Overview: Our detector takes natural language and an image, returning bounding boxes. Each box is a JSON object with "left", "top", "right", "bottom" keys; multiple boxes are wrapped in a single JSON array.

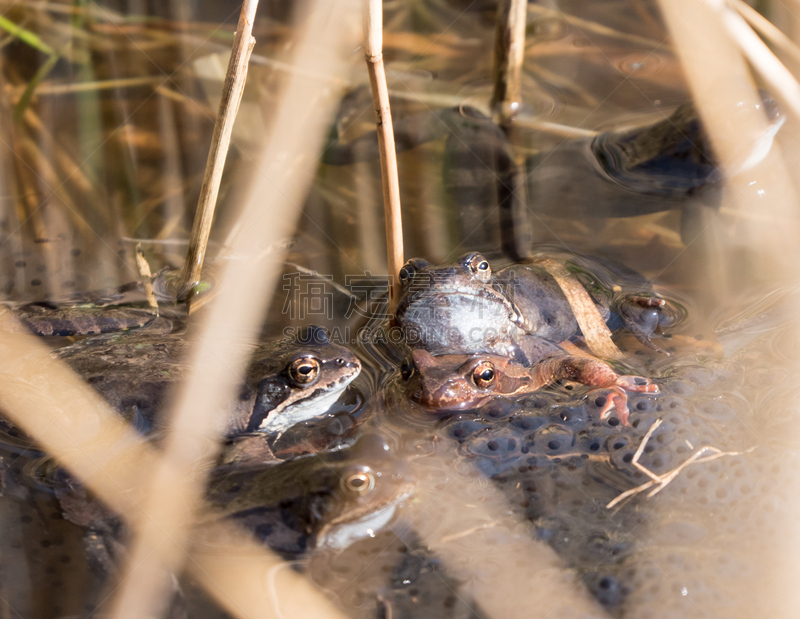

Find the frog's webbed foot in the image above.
[
  {"left": 618, "top": 295, "right": 673, "bottom": 354},
  {"left": 586, "top": 374, "right": 659, "bottom": 427}
]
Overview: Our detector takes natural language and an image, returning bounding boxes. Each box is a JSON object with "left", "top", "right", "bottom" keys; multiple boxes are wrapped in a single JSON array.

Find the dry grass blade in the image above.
[
  {"left": 536, "top": 257, "right": 624, "bottom": 360},
  {"left": 606, "top": 418, "right": 752, "bottom": 509},
  {"left": 108, "top": 0, "right": 360, "bottom": 617},
  {"left": 491, "top": 0, "right": 527, "bottom": 123},
  {"left": 0, "top": 314, "right": 346, "bottom": 619},
  {"left": 176, "top": 0, "right": 258, "bottom": 301},
  {"left": 363, "top": 0, "right": 404, "bottom": 311}
]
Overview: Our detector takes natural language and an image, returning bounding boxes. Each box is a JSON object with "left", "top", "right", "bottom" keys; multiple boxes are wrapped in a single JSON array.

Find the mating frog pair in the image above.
[{"left": 395, "top": 252, "right": 667, "bottom": 425}]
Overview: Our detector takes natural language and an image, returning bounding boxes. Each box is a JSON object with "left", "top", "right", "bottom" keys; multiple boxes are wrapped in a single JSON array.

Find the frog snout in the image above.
[{"left": 417, "top": 379, "right": 465, "bottom": 409}]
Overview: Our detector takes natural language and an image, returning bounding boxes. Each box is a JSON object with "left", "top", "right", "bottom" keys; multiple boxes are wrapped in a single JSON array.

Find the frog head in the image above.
[
  {"left": 239, "top": 326, "right": 361, "bottom": 436},
  {"left": 401, "top": 349, "right": 533, "bottom": 411}
]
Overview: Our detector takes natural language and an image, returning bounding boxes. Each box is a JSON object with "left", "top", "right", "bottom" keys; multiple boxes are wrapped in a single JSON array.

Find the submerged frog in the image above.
[
  {"left": 204, "top": 434, "right": 414, "bottom": 556},
  {"left": 402, "top": 349, "right": 657, "bottom": 425},
  {"left": 56, "top": 324, "right": 361, "bottom": 440},
  {"left": 395, "top": 251, "right": 672, "bottom": 360}
]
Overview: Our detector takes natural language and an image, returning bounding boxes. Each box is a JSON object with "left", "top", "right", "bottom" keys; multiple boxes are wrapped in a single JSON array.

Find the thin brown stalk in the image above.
[
  {"left": 491, "top": 0, "right": 528, "bottom": 123},
  {"left": 108, "top": 1, "right": 359, "bottom": 617},
  {"left": 363, "top": 0, "right": 404, "bottom": 312},
  {"left": 175, "top": 0, "right": 258, "bottom": 301}
]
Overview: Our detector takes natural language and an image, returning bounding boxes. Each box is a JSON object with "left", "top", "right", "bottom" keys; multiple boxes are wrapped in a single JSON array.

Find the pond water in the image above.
[{"left": 0, "top": 0, "right": 799, "bottom": 618}]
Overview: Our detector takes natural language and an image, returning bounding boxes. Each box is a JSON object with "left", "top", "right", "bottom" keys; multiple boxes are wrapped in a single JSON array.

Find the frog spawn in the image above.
[{"left": 402, "top": 353, "right": 787, "bottom": 617}]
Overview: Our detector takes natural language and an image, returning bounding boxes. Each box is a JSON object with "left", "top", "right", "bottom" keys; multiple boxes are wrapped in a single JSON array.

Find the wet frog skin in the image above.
[
  {"left": 205, "top": 435, "right": 414, "bottom": 556},
  {"left": 402, "top": 349, "right": 657, "bottom": 426},
  {"left": 395, "top": 252, "right": 672, "bottom": 359},
  {"left": 56, "top": 324, "right": 361, "bottom": 439}
]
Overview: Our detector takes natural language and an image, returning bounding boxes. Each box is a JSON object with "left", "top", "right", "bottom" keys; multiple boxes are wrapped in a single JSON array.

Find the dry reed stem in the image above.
[
  {"left": 134, "top": 243, "right": 158, "bottom": 313},
  {"left": 176, "top": 1, "right": 258, "bottom": 301},
  {"left": 108, "top": 1, "right": 359, "bottom": 617},
  {"left": 729, "top": 0, "right": 800, "bottom": 68},
  {"left": 537, "top": 257, "right": 624, "bottom": 360},
  {"left": 606, "top": 418, "right": 752, "bottom": 509},
  {"left": 410, "top": 453, "right": 607, "bottom": 618},
  {"left": 363, "top": 0, "right": 404, "bottom": 312},
  {"left": 491, "top": 0, "right": 528, "bottom": 123},
  {"left": 656, "top": 0, "right": 800, "bottom": 285},
  {"left": 720, "top": 4, "right": 800, "bottom": 119},
  {"left": 0, "top": 314, "right": 346, "bottom": 619}
]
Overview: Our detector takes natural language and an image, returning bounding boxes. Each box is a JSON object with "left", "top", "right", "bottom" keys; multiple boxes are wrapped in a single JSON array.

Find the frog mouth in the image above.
[
  {"left": 316, "top": 485, "right": 413, "bottom": 550},
  {"left": 258, "top": 364, "right": 361, "bottom": 435}
]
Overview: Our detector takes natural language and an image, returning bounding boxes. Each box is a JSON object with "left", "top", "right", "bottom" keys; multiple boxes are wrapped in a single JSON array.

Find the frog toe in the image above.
[
  {"left": 589, "top": 386, "right": 630, "bottom": 426},
  {"left": 616, "top": 375, "right": 659, "bottom": 394}
]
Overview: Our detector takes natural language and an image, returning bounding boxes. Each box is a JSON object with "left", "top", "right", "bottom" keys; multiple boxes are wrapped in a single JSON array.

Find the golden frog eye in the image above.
[
  {"left": 469, "top": 254, "right": 492, "bottom": 283},
  {"left": 472, "top": 361, "right": 496, "bottom": 389},
  {"left": 288, "top": 356, "right": 320, "bottom": 385},
  {"left": 341, "top": 468, "right": 376, "bottom": 496}
]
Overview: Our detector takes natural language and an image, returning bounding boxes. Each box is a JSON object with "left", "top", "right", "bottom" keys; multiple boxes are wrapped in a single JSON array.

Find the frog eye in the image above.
[
  {"left": 288, "top": 356, "right": 320, "bottom": 385},
  {"left": 341, "top": 468, "right": 376, "bottom": 496},
  {"left": 467, "top": 254, "right": 492, "bottom": 283},
  {"left": 472, "top": 361, "right": 496, "bottom": 389},
  {"left": 398, "top": 262, "right": 417, "bottom": 285},
  {"left": 400, "top": 358, "right": 415, "bottom": 381}
]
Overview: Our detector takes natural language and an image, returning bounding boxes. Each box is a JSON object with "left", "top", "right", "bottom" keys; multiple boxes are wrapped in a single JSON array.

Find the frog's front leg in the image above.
[{"left": 533, "top": 355, "right": 658, "bottom": 426}]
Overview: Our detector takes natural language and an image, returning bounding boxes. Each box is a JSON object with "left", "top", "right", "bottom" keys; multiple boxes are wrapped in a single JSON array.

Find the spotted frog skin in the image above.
[
  {"left": 55, "top": 324, "right": 361, "bottom": 439},
  {"left": 204, "top": 434, "right": 414, "bottom": 556},
  {"left": 403, "top": 349, "right": 658, "bottom": 425},
  {"left": 395, "top": 252, "right": 671, "bottom": 360}
]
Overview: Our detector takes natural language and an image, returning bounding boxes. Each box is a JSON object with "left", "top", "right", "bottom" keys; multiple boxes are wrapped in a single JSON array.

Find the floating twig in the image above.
[
  {"left": 363, "top": 0, "right": 404, "bottom": 312},
  {"left": 537, "top": 257, "right": 624, "bottom": 360},
  {"left": 606, "top": 418, "right": 754, "bottom": 509},
  {"left": 491, "top": 0, "right": 528, "bottom": 123},
  {"left": 175, "top": 0, "right": 258, "bottom": 301}
]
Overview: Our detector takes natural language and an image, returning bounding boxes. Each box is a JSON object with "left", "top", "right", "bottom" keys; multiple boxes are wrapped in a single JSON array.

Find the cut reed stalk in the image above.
[
  {"left": 491, "top": 0, "right": 528, "bottom": 123},
  {"left": 363, "top": 0, "right": 404, "bottom": 312},
  {"left": 175, "top": 0, "right": 258, "bottom": 301}
]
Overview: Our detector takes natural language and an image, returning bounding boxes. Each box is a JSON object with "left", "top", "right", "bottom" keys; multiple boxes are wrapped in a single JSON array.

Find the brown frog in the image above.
[
  {"left": 55, "top": 324, "right": 361, "bottom": 440},
  {"left": 402, "top": 349, "right": 658, "bottom": 426}
]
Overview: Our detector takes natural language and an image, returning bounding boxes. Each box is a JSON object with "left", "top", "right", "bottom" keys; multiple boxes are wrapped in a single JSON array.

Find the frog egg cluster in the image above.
[{"left": 437, "top": 357, "right": 790, "bottom": 615}]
